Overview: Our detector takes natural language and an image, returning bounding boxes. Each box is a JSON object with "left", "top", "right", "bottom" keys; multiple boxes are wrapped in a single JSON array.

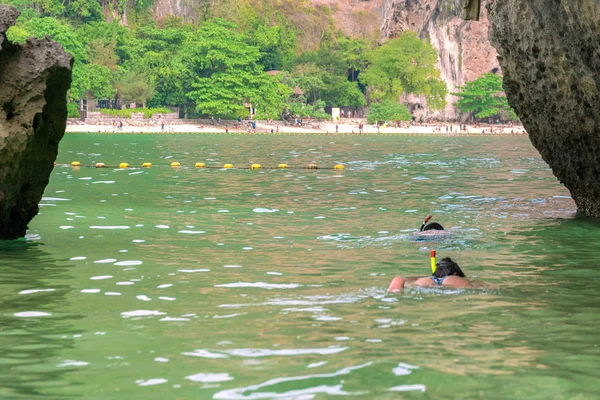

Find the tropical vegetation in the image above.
[{"left": 2, "top": 0, "right": 450, "bottom": 120}]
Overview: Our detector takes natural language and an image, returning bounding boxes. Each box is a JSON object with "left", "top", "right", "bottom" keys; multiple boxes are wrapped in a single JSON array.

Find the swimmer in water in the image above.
[
  {"left": 387, "top": 256, "right": 473, "bottom": 292},
  {"left": 419, "top": 215, "right": 444, "bottom": 231}
]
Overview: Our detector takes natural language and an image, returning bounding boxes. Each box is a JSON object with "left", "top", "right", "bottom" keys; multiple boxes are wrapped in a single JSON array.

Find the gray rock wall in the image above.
[
  {"left": 488, "top": 0, "right": 600, "bottom": 218},
  {"left": 0, "top": 5, "right": 73, "bottom": 239}
]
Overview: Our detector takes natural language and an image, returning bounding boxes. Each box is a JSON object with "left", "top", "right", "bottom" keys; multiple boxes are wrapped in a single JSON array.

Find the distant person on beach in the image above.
[{"left": 387, "top": 256, "right": 473, "bottom": 292}]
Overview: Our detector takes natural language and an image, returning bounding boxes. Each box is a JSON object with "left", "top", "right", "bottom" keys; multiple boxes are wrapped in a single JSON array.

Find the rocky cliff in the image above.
[
  {"left": 278, "top": 0, "right": 499, "bottom": 118},
  {"left": 488, "top": 0, "right": 600, "bottom": 218},
  {"left": 149, "top": 0, "right": 499, "bottom": 119},
  {"left": 0, "top": 5, "right": 73, "bottom": 240}
]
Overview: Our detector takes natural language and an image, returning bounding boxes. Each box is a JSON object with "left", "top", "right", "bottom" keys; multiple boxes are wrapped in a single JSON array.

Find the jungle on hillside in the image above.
[{"left": 1, "top": 0, "right": 515, "bottom": 122}]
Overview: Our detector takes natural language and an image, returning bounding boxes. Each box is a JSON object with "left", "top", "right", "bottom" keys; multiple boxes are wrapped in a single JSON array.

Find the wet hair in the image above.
[
  {"left": 433, "top": 257, "right": 465, "bottom": 278},
  {"left": 422, "top": 222, "right": 444, "bottom": 231}
]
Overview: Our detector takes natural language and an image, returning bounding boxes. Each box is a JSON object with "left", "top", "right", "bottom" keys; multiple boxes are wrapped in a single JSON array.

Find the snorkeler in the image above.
[
  {"left": 387, "top": 253, "right": 473, "bottom": 292},
  {"left": 420, "top": 215, "right": 444, "bottom": 231}
]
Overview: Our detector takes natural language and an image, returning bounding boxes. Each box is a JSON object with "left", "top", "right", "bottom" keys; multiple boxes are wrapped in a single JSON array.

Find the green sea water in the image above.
[{"left": 1, "top": 133, "right": 599, "bottom": 399}]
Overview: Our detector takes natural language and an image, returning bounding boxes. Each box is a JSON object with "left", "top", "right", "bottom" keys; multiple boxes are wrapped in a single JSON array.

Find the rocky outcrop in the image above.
[
  {"left": 488, "top": 0, "right": 600, "bottom": 218},
  {"left": 0, "top": 5, "right": 73, "bottom": 239},
  {"left": 378, "top": 0, "right": 499, "bottom": 118}
]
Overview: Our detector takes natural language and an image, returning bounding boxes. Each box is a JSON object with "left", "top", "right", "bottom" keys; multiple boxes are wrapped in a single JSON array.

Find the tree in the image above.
[
  {"left": 368, "top": 101, "right": 412, "bottom": 124},
  {"left": 452, "top": 73, "right": 518, "bottom": 120},
  {"left": 71, "top": 63, "right": 116, "bottom": 101},
  {"left": 185, "top": 20, "right": 290, "bottom": 118},
  {"left": 116, "top": 71, "right": 155, "bottom": 106},
  {"left": 360, "top": 31, "right": 447, "bottom": 110}
]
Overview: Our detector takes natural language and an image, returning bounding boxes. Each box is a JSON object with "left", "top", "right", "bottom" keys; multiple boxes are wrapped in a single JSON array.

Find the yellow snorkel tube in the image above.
[{"left": 430, "top": 250, "right": 437, "bottom": 274}]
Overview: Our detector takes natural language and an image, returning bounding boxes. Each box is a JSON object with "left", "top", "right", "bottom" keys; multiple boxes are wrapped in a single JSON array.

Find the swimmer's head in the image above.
[
  {"left": 434, "top": 257, "right": 465, "bottom": 278},
  {"left": 422, "top": 222, "right": 444, "bottom": 231}
]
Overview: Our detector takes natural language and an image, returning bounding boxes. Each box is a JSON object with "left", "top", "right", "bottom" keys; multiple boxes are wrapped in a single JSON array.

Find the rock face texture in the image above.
[
  {"left": 314, "top": 0, "right": 499, "bottom": 118},
  {"left": 0, "top": 5, "right": 73, "bottom": 239},
  {"left": 488, "top": 0, "right": 600, "bottom": 218}
]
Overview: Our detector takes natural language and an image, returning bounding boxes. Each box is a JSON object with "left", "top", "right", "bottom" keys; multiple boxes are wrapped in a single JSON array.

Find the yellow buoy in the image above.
[
  {"left": 251, "top": 163, "right": 261, "bottom": 169},
  {"left": 278, "top": 164, "right": 289, "bottom": 169},
  {"left": 71, "top": 161, "right": 81, "bottom": 167},
  {"left": 119, "top": 163, "right": 129, "bottom": 169},
  {"left": 223, "top": 164, "right": 233, "bottom": 169},
  {"left": 307, "top": 164, "right": 318, "bottom": 169},
  {"left": 195, "top": 162, "right": 205, "bottom": 168},
  {"left": 95, "top": 162, "right": 106, "bottom": 168},
  {"left": 170, "top": 162, "right": 181, "bottom": 168},
  {"left": 142, "top": 162, "right": 152, "bottom": 168},
  {"left": 334, "top": 164, "right": 345, "bottom": 170}
]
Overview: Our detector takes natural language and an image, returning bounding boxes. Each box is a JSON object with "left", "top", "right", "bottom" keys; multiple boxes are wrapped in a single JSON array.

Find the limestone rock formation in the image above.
[
  {"left": 488, "top": 0, "right": 600, "bottom": 218},
  {"left": 0, "top": 5, "right": 73, "bottom": 239}
]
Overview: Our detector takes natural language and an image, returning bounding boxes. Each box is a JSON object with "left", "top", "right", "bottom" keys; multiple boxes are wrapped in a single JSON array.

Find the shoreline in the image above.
[{"left": 66, "top": 122, "right": 527, "bottom": 135}]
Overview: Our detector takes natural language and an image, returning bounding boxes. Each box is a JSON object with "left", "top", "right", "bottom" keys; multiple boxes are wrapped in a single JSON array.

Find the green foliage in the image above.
[
  {"left": 361, "top": 31, "right": 447, "bottom": 110},
  {"left": 67, "top": 102, "right": 80, "bottom": 118},
  {"left": 368, "top": 101, "right": 412, "bottom": 124},
  {"left": 99, "top": 107, "right": 172, "bottom": 118},
  {"left": 452, "top": 73, "right": 518, "bottom": 120},
  {"left": 71, "top": 63, "right": 116, "bottom": 100},
  {"left": 116, "top": 71, "right": 155, "bottom": 105},
  {"left": 284, "top": 99, "right": 330, "bottom": 119}
]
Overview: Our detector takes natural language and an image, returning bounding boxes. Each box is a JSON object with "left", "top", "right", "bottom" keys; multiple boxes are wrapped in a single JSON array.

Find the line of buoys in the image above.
[{"left": 59, "top": 162, "right": 347, "bottom": 170}]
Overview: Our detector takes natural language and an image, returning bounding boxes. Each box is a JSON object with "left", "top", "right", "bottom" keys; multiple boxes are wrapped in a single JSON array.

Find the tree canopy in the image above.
[
  {"left": 360, "top": 31, "right": 447, "bottom": 110},
  {"left": 452, "top": 73, "right": 517, "bottom": 120},
  {"left": 1, "top": 0, "right": 450, "bottom": 120}
]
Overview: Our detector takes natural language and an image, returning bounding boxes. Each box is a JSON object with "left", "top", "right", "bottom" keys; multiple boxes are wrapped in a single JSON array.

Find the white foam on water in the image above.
[
  {"left": 313, "top": 315, "right": 342, "bottom": 321},
  {"left": 57, "top": 360, "right": 89, "bottom": 367},
  {"left": 136, "top": 295, "right": 152, "bottom": 302},
  {"left": 90, "top": 275, "right": 113, "bottom": 280},
  {"left": 242, "top": 247, "right": 253, "bottom": 250},
  {"left": 78, "top": 177, "right": 93, "bottom": 180},
  {"left": 14, "top": 311, "right": 52, "bottom": 317},
  {"left": 136, "top": 378, "right": 168, "bottom": 387},
  {"left": 132, "top": 239, "right": 145, "bottom": 243},
  {"left": 389, "top": 384, "right": 426, "bottom": 392},
  {"left": 159, "top": 297, "right": 176, "bottom": 301},
  {"left": 121, "top": 310, "right": 166, "bottom": 318},
  {"left": 92, "top": 181, "right": 115, "bottom": 184},
  {"left": 223, "top": 347, "right": 347, "bottom": 357},
  {"left": 160, "top": 317, "right": 189, "bottom": 322},
  {"left": 154, "top": 358, "right": 169, "bottom": 363},
  {"left": 90, "top": 226, "right": 130, "bottom": 230},
  {"left": 213, "top": 313, "right": 245, "bottom": 319},
  {"left": 114, "top": 260, "right": 142, "bottom": 266},
  {"left": 69, "top": 256, "right": 87, "bottom": 260},
  {"left": 94, "top": 259, "right": 117, "bottom": 264},
  {"left": 307, "top": 361, "right": 328, "bottom": 368},
  {"left": 105, "top": 292, "right": 122, "bottom": 296},
  {"left": 116, "top": 281, "right": 134, "bottom": 286},
  {"left": 41, "top": 197, "right": 71, "bottom": 201},
  {"left": 157, "top": 284, "right": 172, "bottom": 289},
  {"left": 253, "top": 208, "right": 279, "bottom": 213},
  {"left": 19, "top": 289, "right": 56, "bottom": 295},
  {"left": 178, "top": 230, "right": 206, "bottom": 234},
  {"left": 156, "top": 225, "right": 170, "bottom": 229},
  {"left": 266, "top": 272, "right": 283, "bottom": 276},
  {"left": 81, "top": 289, "right": 101, "bottom": 294},
  {"left": 223, "top": 265, "right": 242, "bottom": 268},
  {"left": 182, "top": 349, "right": 228, "bottom": 359},
  {"left": 214, "top": 282, "right": 300, "bottom": 290},
  {"left": 177, "top": 269, "right": 210, "bottom": 273},
  {"left": 393, "top": 362, "right": 419, "bottom": 376},
  {"left": 185, "top": 373, "right": 234, "bottom": 383},
  {"left": 218, "top": 210, "right": 229, "bottom": 213},
  {"left": 60, "top": 226, "right": 74, "bottom": 230}
]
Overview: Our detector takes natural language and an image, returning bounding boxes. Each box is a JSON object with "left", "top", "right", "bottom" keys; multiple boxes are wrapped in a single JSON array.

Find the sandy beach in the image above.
[{"left": 66, "top": 121, "right": 527, "bottom": 135}]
